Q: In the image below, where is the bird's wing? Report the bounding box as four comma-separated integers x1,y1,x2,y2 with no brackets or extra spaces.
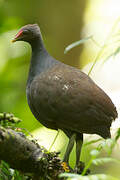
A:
29,64,117,134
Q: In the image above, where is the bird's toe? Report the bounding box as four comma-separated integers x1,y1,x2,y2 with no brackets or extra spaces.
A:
74,161,90,175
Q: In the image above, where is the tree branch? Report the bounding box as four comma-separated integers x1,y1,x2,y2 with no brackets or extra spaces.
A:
0,126,65,180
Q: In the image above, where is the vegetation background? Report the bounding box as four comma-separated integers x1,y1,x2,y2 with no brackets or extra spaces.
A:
0,0,120,179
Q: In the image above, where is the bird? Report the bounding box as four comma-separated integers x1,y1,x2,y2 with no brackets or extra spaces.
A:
12,24,118,170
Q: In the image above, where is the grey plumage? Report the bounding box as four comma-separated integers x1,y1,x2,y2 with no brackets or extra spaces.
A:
13,24,118,169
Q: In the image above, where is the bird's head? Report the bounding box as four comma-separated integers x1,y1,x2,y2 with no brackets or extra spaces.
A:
12,24,41,43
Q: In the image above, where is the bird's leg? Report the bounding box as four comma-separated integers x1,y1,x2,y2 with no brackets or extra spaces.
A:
75,133,83,168
75,134,90,174
63,133,76,164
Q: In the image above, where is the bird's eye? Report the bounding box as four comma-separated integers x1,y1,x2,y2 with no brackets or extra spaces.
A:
22,30,28,35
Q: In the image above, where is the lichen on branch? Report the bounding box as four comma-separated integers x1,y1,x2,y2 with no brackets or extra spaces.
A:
0,113,66,180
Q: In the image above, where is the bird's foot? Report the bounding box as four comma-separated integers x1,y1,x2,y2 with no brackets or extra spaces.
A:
61,162,73,173
74,161,90,175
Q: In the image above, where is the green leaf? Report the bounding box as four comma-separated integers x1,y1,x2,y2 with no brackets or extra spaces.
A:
59,173,80,178
113,46,120,56
100,139,115,155
84,138,102,147
64,35,92,54
92,157,120,166
103,46,120,63
115,128,120,141
90,149,100,157
59,173,119,180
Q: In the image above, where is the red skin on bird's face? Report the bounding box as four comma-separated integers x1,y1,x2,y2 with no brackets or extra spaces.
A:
15,29,23,39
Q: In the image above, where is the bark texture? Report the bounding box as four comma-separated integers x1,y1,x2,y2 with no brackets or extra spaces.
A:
0,125,65,180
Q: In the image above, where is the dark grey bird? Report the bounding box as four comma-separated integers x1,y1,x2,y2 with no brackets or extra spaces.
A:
12,24,118,169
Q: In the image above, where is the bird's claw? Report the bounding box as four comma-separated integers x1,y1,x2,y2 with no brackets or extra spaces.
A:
74,161,90,175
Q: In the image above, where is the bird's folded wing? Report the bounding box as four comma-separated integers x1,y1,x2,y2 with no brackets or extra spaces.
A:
30,64,117,132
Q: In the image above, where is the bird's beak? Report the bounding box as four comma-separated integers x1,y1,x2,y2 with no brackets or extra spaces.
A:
11,30,23,43
11,38,17,43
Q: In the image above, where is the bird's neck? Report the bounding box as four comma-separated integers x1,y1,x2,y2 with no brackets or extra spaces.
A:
27,37,49,86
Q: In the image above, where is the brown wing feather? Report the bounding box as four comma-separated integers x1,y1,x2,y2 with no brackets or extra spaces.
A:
29,64,117,137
